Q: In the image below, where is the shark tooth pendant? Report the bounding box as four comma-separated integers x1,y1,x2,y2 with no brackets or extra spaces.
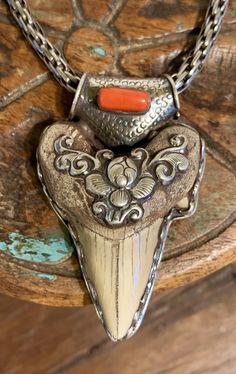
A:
37,75,205,341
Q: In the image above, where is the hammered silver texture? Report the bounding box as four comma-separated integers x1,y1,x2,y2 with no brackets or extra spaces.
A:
70,74,178,146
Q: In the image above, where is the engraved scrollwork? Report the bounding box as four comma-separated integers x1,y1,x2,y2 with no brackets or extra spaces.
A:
54,135,113,176
54,134,189,226
148,134,189,185
93,202,143,226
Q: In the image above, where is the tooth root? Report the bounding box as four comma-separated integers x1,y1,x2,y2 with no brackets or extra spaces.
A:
176,197,190,210
76,218,163,341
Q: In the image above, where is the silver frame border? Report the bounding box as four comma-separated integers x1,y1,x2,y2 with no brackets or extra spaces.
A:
37,123,206,341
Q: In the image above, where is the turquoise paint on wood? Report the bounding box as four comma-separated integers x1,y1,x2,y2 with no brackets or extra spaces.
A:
0,231,73,263
93,46,107,57
20,270,56,281
35,272,56,281
0,242,7,251
176,23,184,31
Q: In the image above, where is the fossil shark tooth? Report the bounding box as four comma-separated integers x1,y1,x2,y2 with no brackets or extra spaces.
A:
37,121,205,341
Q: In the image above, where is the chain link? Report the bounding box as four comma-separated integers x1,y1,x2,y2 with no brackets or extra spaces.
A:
6,0,81,92
174,0,229,92
5,0,229,93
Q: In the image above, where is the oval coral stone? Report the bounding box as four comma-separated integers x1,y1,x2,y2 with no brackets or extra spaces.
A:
98,87,150,113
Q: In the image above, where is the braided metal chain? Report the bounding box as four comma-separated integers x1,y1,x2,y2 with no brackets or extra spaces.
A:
174,0,229,92
5,0,81,92
5,0,229,93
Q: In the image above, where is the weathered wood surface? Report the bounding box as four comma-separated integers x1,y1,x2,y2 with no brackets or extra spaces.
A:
0,0,236,306
0,263,236,373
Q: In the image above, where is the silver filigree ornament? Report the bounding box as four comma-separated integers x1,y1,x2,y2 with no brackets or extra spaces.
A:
54,134,189,226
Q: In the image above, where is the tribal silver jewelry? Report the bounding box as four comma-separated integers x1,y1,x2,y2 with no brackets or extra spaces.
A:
6,0,229,341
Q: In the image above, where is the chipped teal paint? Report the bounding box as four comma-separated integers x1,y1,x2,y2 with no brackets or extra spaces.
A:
20,271,56,281
35,273,56,281
0,231,73,263
176,23,184,31
93,46,107,57
0,242,6,251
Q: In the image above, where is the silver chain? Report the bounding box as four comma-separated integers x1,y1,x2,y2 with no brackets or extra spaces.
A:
174,0,229,92
5,0,229,93
5,0,81,92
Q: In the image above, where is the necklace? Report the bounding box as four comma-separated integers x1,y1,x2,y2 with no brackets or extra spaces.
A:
6,0,229,341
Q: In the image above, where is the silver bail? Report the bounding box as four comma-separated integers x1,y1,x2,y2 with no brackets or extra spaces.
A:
70,74,180,147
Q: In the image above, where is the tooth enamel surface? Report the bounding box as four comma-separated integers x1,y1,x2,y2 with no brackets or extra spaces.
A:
76,218,162,340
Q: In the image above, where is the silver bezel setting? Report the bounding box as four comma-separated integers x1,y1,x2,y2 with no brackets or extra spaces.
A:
37,123,205,341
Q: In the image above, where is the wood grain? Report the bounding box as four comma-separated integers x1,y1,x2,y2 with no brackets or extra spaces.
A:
0,263,236,374
0,218,236,307
65,27,115,73
81,0,112,22
0,22,46,96
183,29,236,161
67,263,236,374
0,0,235,307
114,0,235,40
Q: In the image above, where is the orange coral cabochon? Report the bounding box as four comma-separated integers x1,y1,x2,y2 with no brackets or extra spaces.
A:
98,87,150,113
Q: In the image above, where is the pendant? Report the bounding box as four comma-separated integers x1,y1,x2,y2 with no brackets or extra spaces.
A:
37,75,205,341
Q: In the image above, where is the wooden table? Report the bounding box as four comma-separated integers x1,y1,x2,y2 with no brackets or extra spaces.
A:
1,264,236,373
0,0,236,307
